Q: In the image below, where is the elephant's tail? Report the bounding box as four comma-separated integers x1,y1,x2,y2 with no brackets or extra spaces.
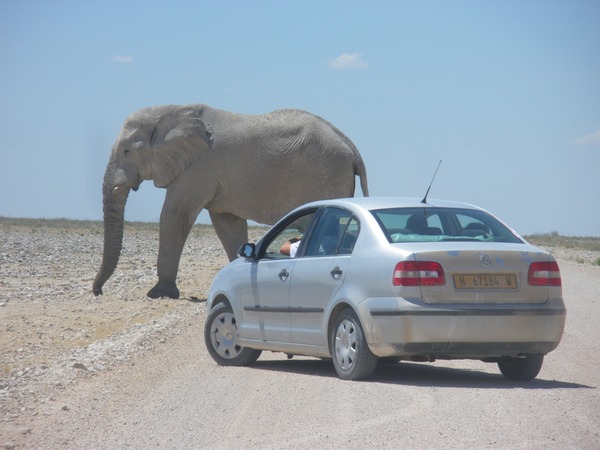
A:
354,157,369,197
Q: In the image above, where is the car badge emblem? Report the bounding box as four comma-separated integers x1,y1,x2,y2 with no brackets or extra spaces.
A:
480,254,492,265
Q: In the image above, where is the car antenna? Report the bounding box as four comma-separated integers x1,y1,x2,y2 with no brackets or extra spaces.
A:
421,159,442,204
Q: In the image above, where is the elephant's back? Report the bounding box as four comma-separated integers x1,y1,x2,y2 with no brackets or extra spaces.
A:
263,109,361,158
198,105,358,153
198,104,368,195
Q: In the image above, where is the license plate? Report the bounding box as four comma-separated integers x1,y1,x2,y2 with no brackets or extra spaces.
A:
453,274,518,290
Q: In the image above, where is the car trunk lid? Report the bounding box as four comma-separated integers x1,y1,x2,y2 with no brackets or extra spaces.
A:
411,245,554,304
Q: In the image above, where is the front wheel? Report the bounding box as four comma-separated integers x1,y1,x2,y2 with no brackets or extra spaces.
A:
330,308,378,380
204,303,261,366
498,354,544,381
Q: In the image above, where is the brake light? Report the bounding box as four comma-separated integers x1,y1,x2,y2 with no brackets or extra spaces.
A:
393,261,445,286
528,261,561,286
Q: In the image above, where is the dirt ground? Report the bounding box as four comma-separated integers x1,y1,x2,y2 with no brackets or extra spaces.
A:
1,219,599,449
0,220,259,439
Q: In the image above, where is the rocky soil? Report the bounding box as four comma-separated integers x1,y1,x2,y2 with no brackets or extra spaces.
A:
1,219,598,449
0,219,264,446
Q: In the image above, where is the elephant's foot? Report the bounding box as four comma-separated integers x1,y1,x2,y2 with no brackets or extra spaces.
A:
147,282,180,299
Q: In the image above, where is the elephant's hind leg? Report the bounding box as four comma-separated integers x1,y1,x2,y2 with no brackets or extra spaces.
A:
209,211,249,261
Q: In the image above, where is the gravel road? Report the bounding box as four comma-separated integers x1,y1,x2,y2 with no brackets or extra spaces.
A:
1,219,599,449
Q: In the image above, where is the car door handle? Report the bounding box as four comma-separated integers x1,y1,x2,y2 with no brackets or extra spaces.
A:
279,269,290,281
330,267,343,280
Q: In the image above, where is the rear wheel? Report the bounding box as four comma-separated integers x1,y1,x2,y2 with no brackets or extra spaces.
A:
330,308,378,380
498,354,544,381
204,303,261,366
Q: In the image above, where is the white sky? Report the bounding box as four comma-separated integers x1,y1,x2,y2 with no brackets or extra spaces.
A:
1,1,599,236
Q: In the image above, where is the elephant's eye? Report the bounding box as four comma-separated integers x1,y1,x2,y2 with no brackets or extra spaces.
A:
123,149,130,156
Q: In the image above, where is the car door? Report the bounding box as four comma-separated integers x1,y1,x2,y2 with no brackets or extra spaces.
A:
239,258,296,342
238,209,318,343
289,208,359,346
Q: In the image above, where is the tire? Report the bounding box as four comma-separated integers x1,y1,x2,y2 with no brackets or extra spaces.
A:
330,308,378,380
204,303,261,366
498,354,544,381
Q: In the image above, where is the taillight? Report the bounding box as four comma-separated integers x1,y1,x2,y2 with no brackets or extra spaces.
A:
393,261,445,286
528,261,561,286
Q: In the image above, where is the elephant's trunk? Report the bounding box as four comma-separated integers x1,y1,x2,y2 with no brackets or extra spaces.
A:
92,182,130,296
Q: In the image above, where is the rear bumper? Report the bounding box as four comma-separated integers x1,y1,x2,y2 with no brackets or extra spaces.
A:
357,297,566,358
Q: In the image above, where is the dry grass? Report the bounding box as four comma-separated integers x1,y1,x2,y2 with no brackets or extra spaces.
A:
525,233,600,251
525,234,600,266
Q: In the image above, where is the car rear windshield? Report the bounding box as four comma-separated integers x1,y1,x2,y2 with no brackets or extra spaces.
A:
371,207,524,244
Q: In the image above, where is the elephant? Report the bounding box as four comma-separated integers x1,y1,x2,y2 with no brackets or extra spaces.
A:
92,103,369,299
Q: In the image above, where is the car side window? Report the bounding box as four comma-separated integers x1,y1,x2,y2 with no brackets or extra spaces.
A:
338,217,360,255
261,210,318,259
304,208,357,257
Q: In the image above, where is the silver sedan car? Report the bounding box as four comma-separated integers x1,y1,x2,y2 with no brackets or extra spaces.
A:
204,197,566,381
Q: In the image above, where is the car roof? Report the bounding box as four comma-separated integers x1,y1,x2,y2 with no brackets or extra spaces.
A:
295,197,484,213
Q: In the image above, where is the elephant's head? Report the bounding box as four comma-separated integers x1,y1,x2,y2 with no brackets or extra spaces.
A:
93,105,212,296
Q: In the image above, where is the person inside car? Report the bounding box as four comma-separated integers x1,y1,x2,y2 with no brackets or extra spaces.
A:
280,236,302,256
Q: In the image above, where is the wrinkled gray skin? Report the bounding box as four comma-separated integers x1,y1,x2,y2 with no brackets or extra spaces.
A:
93,104,369,299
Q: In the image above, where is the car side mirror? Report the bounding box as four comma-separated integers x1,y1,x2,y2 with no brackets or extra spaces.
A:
238,243,256,259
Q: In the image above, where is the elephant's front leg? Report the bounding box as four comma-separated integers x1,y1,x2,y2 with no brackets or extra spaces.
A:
147,198,197,299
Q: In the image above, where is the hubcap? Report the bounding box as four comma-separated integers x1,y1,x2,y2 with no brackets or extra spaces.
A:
210,311,242,359
335,319,357,370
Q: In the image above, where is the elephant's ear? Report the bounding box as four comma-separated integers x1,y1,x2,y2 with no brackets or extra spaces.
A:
150,106,212,188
